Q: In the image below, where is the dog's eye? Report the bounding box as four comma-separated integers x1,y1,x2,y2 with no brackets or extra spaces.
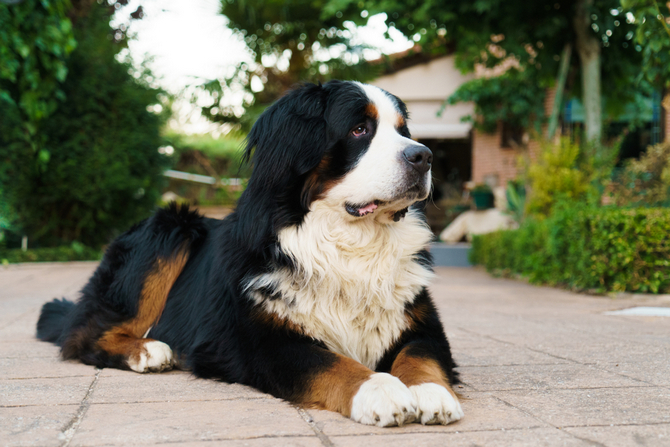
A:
351,125,368,137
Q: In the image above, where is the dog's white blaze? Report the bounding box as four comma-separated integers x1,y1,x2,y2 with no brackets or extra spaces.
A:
246,203,433,369
326,83,430,210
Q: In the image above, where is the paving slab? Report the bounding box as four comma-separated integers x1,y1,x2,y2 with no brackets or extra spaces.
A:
496,387,670,427
459,363,647,392
565,424,670,447
1,263,668,446
0,340,63,359
597,360,670,387
329,428,591,447
150,438,323,447
0,356,97,380
0,376,95,407
305,392,548,437
69,400,314,446
91,369,273,404
453,341,572,367
0,404,80,447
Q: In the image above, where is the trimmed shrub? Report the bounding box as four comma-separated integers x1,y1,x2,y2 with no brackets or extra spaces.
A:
471,206,670,294
0,243,102,264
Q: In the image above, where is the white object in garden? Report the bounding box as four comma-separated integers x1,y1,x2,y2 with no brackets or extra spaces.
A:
440,209,517,243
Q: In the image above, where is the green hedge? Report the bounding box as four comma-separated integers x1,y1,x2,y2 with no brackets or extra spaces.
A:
471,207,670,294
0,244,102,264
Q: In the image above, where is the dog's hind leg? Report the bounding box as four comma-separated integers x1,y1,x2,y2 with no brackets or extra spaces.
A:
95,249,189,373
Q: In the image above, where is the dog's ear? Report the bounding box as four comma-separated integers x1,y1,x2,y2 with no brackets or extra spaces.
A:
243,83,330,188
234,83,332,253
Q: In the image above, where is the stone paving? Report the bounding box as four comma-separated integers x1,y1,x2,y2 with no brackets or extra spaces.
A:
1,262,669,446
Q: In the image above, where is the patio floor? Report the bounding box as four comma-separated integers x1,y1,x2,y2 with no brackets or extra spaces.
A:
1,262,669,446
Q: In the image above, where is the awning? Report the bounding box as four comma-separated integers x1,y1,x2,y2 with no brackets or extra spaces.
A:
408,123,472,139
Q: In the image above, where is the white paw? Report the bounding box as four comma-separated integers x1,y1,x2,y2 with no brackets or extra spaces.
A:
128,341,174,373
350,373,417,427
410,382,463,425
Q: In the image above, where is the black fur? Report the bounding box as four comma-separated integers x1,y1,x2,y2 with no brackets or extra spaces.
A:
36,80,459,411
36,298,75,342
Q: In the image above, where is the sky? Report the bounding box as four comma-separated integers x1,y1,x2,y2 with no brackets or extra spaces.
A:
113,0,412,134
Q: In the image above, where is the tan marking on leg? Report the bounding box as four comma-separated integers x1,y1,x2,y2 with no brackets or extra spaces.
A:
300,355,373,417
404,300,431,330
97,248,189,364
251,307,305,334
391,348,458,400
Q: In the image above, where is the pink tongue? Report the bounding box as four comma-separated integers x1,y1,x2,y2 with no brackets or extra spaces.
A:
358,202,378,215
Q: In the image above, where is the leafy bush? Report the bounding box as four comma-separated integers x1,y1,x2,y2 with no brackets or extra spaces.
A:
471,206,670,294
0,3,167,248
609,141,670,207
0,242,102,264
446,69,546,133
0,0,76,157
525,138,595,218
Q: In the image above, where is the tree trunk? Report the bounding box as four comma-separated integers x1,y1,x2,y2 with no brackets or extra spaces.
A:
574,0,602,143
547,43,572,141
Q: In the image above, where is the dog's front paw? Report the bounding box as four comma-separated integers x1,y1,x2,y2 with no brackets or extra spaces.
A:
410,382,463,425
128,340,174,373
350,373,417,427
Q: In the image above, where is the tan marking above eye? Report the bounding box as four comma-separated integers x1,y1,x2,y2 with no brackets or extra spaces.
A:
396,114,406,129
365,103,379,120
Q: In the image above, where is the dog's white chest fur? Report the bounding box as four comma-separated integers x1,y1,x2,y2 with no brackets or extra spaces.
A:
246,204,433,369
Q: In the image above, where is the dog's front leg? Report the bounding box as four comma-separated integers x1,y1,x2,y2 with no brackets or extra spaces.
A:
303,351,417,427
242,336,417,427
390,342,463,425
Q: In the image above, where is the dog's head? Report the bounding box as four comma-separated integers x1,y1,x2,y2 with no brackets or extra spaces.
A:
237,80,432,247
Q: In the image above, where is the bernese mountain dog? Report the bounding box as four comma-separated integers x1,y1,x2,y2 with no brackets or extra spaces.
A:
36,80,463,427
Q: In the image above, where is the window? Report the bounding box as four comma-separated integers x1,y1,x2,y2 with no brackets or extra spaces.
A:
501,122,524,148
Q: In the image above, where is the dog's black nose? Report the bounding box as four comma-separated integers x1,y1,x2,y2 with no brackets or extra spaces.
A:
402,145,433,174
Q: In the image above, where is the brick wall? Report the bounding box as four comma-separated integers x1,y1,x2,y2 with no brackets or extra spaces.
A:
471,87,556,186
472,124,524,185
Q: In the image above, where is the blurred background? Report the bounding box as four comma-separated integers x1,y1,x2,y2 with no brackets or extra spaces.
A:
1,0,669,293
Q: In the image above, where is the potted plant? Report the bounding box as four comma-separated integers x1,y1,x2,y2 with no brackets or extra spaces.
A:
471,184,495,210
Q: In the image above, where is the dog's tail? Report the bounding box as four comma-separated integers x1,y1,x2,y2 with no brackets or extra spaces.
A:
36,298,76,345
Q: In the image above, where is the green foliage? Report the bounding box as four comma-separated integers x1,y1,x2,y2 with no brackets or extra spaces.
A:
524,137,617,218
0,0,76,159
621,0,670,89
1,2,167,248
505,180,527,224
470,218,552,283
471,206,670,293
201,0,381,130
610,141,670,206
446,69,546,132
526,138,595,218
0,186,16,249
165,131,245,160
331,0,643,137
0,243,102,264
162,132,249,207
